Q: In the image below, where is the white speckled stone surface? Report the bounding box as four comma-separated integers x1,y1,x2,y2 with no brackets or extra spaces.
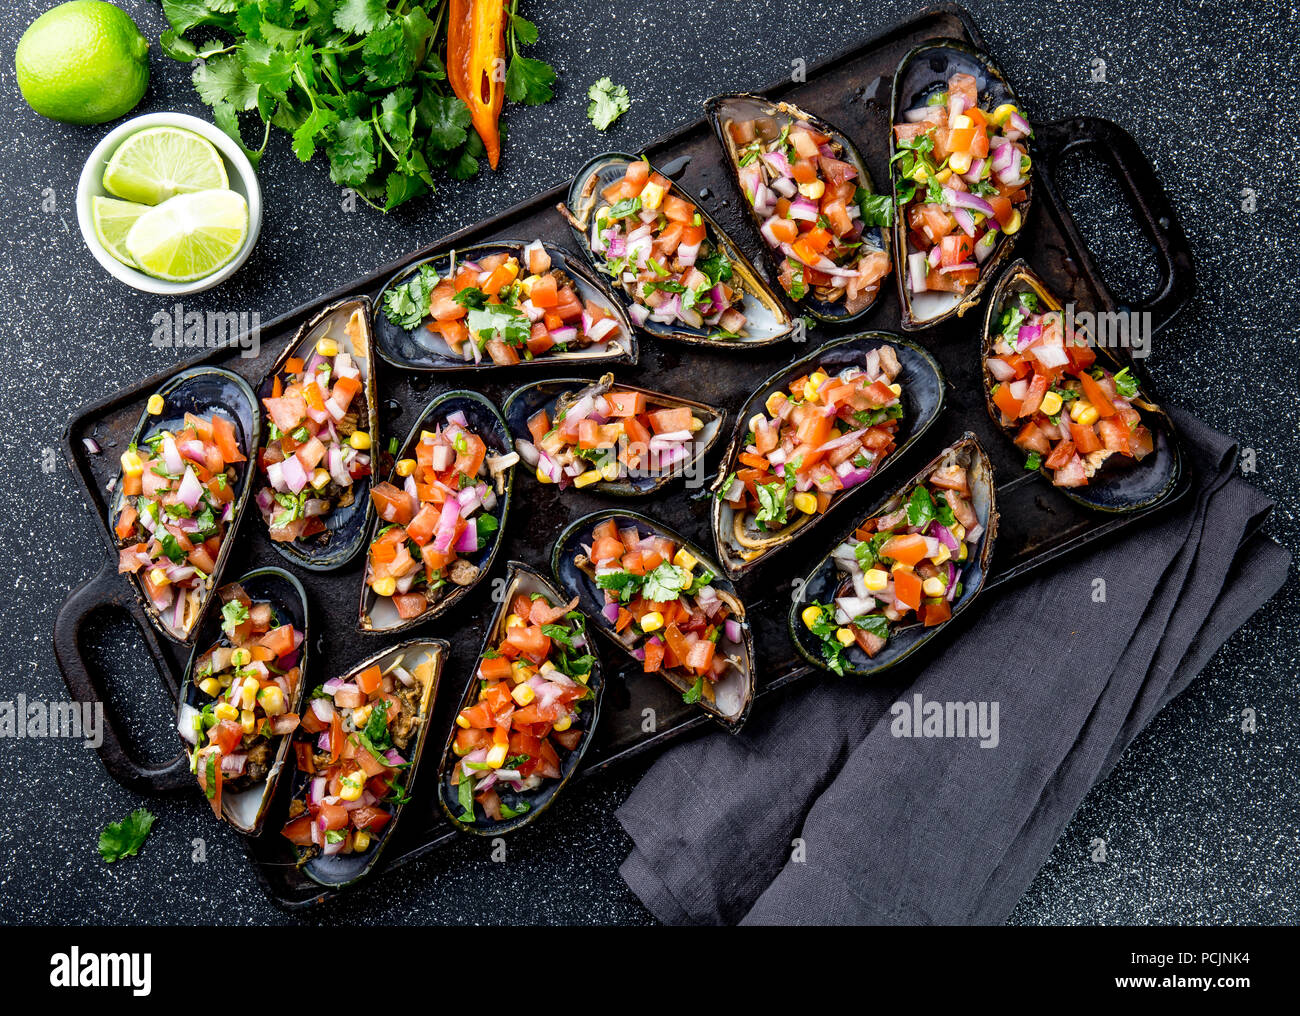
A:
0,0,1294,925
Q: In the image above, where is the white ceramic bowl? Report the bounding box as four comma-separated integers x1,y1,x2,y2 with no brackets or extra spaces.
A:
76,112,262,295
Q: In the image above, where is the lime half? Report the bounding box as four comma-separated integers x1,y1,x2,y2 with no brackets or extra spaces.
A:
103,126,228,206
124,189,249,283
91,195,149,267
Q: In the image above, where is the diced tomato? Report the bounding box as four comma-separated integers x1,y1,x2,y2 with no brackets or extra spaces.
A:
1044,440,1076,470
393,593,427,619
1069,421,1104,454
892,568,922,611
992,383,1022,419
370,482,414,525
1079,373,1117,418
210,414,245,464
1097,416,1133,456
881,534,928,567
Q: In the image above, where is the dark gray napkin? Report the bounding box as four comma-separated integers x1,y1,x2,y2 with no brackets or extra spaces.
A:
617,408,1291,925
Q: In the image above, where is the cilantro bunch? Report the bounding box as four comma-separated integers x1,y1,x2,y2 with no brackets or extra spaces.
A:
158,0,556,211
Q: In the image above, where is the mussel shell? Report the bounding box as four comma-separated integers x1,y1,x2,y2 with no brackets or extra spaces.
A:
177,567,309,835
563,151,794,348
502,375,726,496
256,298,380,570
981,260,1183,512
890,41,1031,330
436,562,605,835
710,333,946,578
552,509,755,730
112,366,259,644
357,390,514,633
372,240,637,371
705,93,889,324
789,433,999,677
292,639,448,888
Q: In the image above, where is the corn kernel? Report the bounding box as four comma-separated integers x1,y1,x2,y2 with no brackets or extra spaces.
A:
672,548,698,573
257,686,286,716
240,709,256,734
535,465,553,484
352,830,371,852
352,703,373,729
338,770,365,802
1078,404,1099,426
574,469,602,488
764,391,787,416
640,611,664,633
230,647,251,666
948,151,972,174
639,181,665,211
863,568,889,592
505,613,526,629
951,523,966,542
349,430,371,451
1039,391,1063,417
932,544,951,566
922,576,947,598
1019,154,1032,172
511,683,535,706
553,715,573,732
951,114,973,130
395,458,416,477
146,393,164,416
599,460,620,481
215,702,238,722
539,660,557,675
510,660,532,684
595,205,611,223
120,450,143,476
149,567,169,587
1003,208,1023,235
934,166,953,184
420,430,437,443
793,492,818,515
835,627,855,647
455,711,471,729
748,414,767,434
689,415,704,433
198,677,221,697
240,677,258,709
797,179,825,200
992,103,1019,126
958,542,969,562
485,743,509,769
311,467,331,491
888,383,902,396
371,576,396,598
315,337,339,358
801,605,822,630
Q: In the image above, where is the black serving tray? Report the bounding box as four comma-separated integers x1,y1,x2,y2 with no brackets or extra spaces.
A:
54,2,1194,908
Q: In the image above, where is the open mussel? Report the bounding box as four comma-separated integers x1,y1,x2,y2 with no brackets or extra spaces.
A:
437,562,604,835
553,510,755,730
559,152,793,348
373,239,637,371
504,373,726,496
705,93,891,324
110,366,259,644
255,298,380,570
358,390,515,634
789,433,998,677
711,333,945,578
177,568,308,835
982,260,1182,512
891,41,1032,330
280,639,447,888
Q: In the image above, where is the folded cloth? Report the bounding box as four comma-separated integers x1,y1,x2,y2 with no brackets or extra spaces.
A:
618,408,1290,925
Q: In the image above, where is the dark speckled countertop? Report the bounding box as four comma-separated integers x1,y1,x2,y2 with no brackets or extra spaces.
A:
0,0,1294,925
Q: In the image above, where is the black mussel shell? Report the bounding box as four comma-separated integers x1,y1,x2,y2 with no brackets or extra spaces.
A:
289,639,447,888
981,260,1183,512
552,509,755,730
177,567,309,835
560,151,793,348
502,374,726,496
436,562,605,835
372,240,637,371
705,93,890,324
358,390,514,634
111,366,259,644
789,433,998,677
711,333,945,578
891,41,1032,330
256,298,380,571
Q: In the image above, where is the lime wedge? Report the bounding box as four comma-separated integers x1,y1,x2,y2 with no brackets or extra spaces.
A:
102,126,229,206
91,195,150,268
125,190,249,283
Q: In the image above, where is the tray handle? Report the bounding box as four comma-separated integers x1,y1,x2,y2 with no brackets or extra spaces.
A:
53,553,191,792
1034,116,1195,335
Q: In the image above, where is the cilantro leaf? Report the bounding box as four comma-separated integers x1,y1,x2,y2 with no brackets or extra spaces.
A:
506,56,555,105
334,0,390,35
587,77,631,131
98,808,155,863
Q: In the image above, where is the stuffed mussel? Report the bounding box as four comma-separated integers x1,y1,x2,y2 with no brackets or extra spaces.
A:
177,569,308,835
706,93,892,323
437,562,604,835
111,367,258,643
505,373,725,496
560,152,793,347
281,639,446,888
891,41,1032,329
359,391,515,633
983,261,1182,511
791,434,997,677
256,298,379,570
375,239,637,371
711,334,944,578
553,511,755,730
